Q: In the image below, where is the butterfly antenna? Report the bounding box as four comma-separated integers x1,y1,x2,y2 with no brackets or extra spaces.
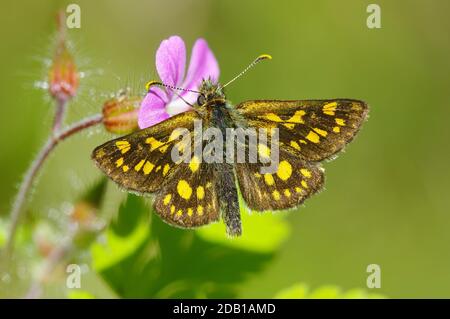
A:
220,54,272,90
145,80,199,107
145,80,201,95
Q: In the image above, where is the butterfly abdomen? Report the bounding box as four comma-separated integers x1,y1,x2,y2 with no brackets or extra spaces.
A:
211,103,242,236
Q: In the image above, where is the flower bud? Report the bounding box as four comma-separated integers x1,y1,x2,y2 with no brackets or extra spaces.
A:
48,12,79,102
48,43,79,101
102,91,141,134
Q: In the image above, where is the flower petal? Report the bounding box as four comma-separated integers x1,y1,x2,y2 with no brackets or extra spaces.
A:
156,36,186,88
165,97,192,116
182,38,220,91
138,87,169,129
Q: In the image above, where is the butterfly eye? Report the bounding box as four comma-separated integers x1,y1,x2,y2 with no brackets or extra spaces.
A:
197,94,206,105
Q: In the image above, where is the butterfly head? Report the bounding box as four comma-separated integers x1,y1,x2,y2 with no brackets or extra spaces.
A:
196,78,226,107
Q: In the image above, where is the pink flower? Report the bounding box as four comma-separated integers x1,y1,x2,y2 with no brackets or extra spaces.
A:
138,36,220,129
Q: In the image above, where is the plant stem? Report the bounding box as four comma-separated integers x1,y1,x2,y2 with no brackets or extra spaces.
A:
5,114,103,254
25,234,73,299
52,98,68,133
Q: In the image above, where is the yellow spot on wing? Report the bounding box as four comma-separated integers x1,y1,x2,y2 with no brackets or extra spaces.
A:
197,205,204,216
145,137,164,151
295,187,302,193
283,123,295,129
134,159,145,171
301,180,308,188
189,156,201,172
264,174,275,186
156,165,161,172
258,143,271,158
163,164,170,176
264,113,283,122
351,102,362,111
306,131,320,143
177,180,192,200
323,102,337,116
197,186,205,200
96,149,106,158
170,205,175,214
284,189,291,197
122,165,129,172
115,157,124,167
300,168,312,178
335,118,346,126
143,161,155,175
254,173,262,178
272,190,281,200
277,160,292,181
290,141,301,150
187,208,193,217
159,145,169,153
313,128,328,137
287,110,306,123
176,209,183,216
333,126,340,133
163,194,171,205
115,141,131,154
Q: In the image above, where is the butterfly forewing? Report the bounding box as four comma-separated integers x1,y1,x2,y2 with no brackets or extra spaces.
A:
92,110,221,228
237,99,368,161
91,111,199,193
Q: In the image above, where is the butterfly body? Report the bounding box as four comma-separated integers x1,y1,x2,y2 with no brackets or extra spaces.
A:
92,79,368,236
209,98,243,236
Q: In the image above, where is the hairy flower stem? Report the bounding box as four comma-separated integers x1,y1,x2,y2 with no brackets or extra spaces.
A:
52,98,68,133
5,114,104,254
25,234,73,299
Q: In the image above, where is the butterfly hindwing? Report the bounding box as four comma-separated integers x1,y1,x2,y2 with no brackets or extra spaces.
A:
154,160,220,228
236,99,368,161
235,145,325,211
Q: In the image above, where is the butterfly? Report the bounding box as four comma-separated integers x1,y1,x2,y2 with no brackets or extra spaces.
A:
91,55,368,236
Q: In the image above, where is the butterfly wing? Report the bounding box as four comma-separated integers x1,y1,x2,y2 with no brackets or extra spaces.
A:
91,110,199,194
235,143,325,211
153,160,220,228
92,110,221,228
236,99,368,161
235,99,367,211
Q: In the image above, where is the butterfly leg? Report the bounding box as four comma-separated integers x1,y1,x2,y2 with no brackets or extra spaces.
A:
215,163,242,236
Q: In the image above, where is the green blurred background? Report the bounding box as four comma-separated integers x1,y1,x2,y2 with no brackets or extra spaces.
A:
1,0,450,298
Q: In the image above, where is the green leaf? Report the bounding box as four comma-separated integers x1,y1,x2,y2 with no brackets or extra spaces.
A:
90,195,149,272
79,178,108,208
92,195,279,298
67,290,96,299
197,193,290,253
196,210,290,253
274,283,387,299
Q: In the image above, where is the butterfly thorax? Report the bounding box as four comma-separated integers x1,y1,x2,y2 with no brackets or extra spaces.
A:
196,80,248,131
